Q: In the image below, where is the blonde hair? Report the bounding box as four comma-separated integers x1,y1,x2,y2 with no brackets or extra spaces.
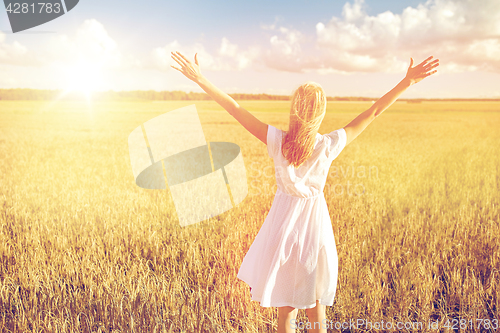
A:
281,81,327,168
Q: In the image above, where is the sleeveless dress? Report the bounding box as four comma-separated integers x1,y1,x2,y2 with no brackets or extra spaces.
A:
237,124,347,309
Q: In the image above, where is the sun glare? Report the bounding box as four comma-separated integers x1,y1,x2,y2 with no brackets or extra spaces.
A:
63,60,105,101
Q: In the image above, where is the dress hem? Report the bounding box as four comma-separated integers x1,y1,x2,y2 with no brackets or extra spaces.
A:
250,294,333,309
238,275,334,309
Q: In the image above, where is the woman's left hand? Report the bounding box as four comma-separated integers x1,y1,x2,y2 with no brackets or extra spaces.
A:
171,51,203,83
404,56,439,86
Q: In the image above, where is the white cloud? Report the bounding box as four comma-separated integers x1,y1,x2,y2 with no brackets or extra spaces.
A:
343,0,364,22
0,40,28,61
0,19,140,71
4,1,497,79
257,0,500,74
44,19,131,69
270,27,303,56
0,32,38,66
0,19,144,91
219,38,239,58
218,38,260,70
151,40,220,71
150,38,260,72
262,25,312,72
314,0,500,73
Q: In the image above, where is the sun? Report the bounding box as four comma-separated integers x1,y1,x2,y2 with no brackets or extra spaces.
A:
62,59,105,101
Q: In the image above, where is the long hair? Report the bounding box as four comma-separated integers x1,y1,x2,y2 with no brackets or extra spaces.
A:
281,82,327,168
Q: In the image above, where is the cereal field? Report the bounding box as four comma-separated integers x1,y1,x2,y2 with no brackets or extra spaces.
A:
0,100,499,332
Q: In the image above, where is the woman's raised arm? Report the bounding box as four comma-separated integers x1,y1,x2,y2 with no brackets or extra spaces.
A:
171,51,268,145
343,56,439,146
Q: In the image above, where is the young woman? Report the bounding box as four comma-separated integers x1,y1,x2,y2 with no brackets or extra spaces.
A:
171,51,439,333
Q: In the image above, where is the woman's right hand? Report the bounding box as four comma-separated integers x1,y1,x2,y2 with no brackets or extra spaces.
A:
171,51,204,83
404,56,439,86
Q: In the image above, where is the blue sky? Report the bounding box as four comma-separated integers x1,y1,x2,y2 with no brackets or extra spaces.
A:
0,0,499,98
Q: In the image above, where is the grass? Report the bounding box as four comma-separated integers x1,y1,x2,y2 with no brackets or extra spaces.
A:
0,100,499,332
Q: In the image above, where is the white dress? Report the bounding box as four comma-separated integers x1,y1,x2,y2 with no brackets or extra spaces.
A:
237,124,347,309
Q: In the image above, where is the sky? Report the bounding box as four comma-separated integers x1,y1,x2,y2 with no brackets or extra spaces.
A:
0,0,499,98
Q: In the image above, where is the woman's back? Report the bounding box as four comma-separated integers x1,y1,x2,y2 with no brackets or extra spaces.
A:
236,124,347,309
267,125,347,198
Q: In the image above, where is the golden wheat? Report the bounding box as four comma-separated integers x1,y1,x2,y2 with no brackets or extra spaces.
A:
0,100,498,332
